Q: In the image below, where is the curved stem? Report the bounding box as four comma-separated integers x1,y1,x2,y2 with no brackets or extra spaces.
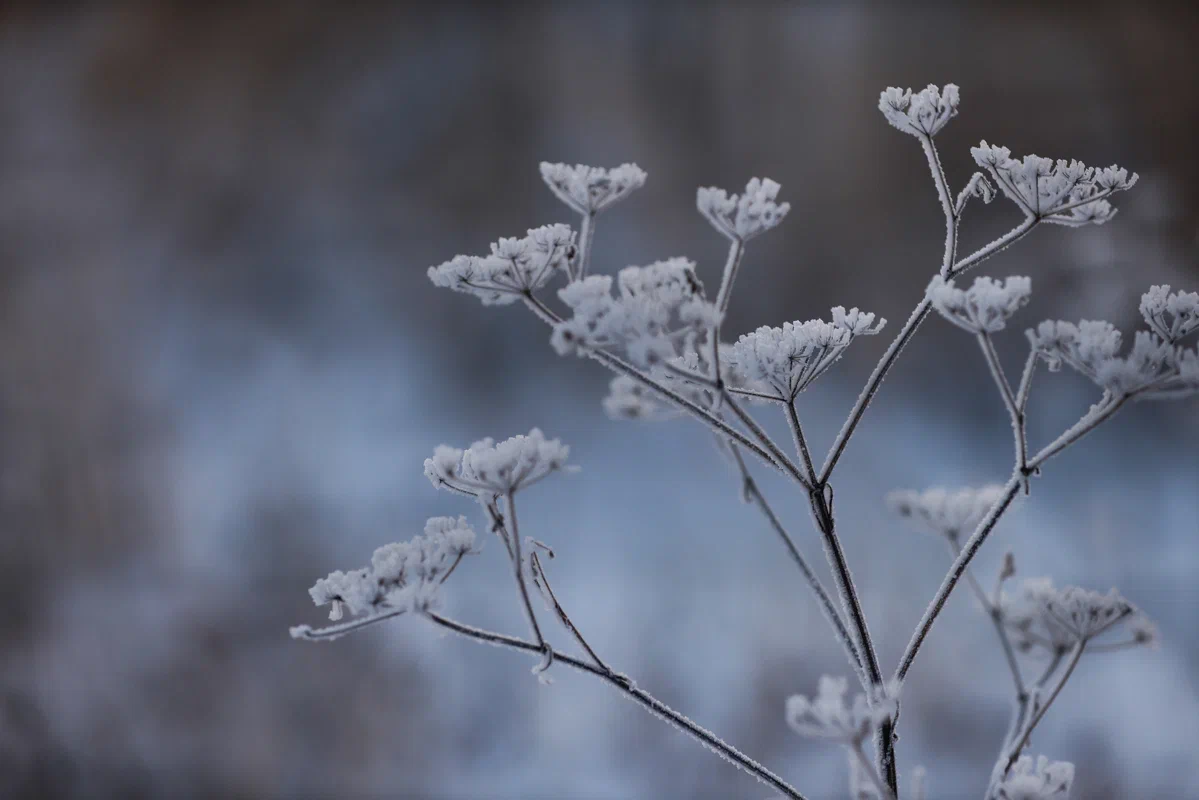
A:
1002,640,1086,774
424,612,809,800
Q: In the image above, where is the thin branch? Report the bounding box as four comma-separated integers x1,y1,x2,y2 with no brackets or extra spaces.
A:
1026,393,1126,471
784,402,817,481
424,612,809,800
920,135,957,275
978,333,1029,483
944,537,1025,698
719,387,811,491
575,210,597,280
290,608,408,642
896,475,1022,682
851,740,898,800
505,492,552,673
529,550,614,674
1003,640,1086,773
726,444,866,686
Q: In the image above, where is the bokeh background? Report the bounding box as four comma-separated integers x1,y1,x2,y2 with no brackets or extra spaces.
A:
1,3,1197,798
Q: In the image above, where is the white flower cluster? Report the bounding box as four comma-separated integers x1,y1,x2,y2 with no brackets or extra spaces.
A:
1001,577,1150,651
696,178,791,242
602,375,669,420
878,83,960,138
1140,284,1199,343
971,142,1137,224
302,516,476,623
927,275,1032,334
887,485,1008,542
550,258,721,367
427,224,577,305
424,428,572,496
1027,319,1199,399
726,308,885,401
539,162,647,215
785,676,897,744
994,755,1075,800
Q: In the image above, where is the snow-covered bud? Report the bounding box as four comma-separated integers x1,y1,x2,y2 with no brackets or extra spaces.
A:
927,275,1032,334
727,308,884,401
878,83,960,137
696,177,791,242
886,485,1007,542
970,141,1137,224
539,162,647,215
423,429,572,495
995,755,1074,800
1140,284,1199,343
428,224,576,305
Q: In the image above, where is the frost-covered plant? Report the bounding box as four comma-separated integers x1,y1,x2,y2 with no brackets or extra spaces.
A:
293,82,1187,800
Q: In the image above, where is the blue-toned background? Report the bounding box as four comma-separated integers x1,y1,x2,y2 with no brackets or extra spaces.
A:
1,4,1196,798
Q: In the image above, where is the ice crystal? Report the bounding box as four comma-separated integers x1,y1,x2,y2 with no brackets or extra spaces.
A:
423,429,572,495
299,516,476,624
539,162,647,215
696,177,791,242
971,142,1137,224
1027,320,1197,398
550,258,720,367
927,275,1032,334
995,755,1074,799
886,485,1008,542
1140,284,1199,343
726,308,885,401
427,224,576,305
878,83,960,137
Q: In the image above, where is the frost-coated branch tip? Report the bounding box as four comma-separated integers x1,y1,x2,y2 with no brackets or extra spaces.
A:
423,429,573,496
971,141,1137,225
928,275,1032,334
878,83,960,138
540,162,647,215
697,178,791,242
428,224,576,305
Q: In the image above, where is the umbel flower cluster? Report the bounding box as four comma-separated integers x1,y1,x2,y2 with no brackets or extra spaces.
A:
293,82,1192,800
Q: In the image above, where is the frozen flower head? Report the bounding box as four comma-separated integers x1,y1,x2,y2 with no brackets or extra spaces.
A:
540,162,647,215
1027,320,1194,398
1001,577,1148,651
995,755,1075,800
424,429,572,496
428,224,576,305
878,83,960,137
927,275,1032,334
1140,284,1199,343
970,141,1137,224
785,676,897,744
602,375,670,420
296,516,477,628
726,308,885,401
887,485,1007,542
550,258,720,368
696,177,791,242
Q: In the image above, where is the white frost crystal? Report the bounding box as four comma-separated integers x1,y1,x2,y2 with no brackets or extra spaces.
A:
1140,284,1199,343
726,309,885,401
887,485,1008,541
971,141,1137,224
995,755,1075,799
927,275,1031,334
696,177,791,241
423,428,572,495
878,83,960,137
299,516,476,625
550,258,720,367
428,224,576,305
539,162,647,215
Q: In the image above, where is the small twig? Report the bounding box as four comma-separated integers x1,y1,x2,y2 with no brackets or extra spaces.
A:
290,608,408,642
423,612,809,800
505,492,553,674
1002,640,1086,773
529,550,615,675
850,740,898,800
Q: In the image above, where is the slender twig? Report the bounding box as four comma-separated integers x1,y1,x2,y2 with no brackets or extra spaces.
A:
920,135,957,275
850,740,898,800
719,388,810,491
710,239,746,382
290,608,409,642
944,537,1025,697
575,210,596,280
726,444,866,686
1026,393,1126,471
784,402,817,481
529,550,614,675
424,612,809,800
505,492,552,673
1002,640,1086,773
978,333,1029,482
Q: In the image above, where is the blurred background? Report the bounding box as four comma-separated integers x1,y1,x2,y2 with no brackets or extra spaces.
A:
1,3,1197,798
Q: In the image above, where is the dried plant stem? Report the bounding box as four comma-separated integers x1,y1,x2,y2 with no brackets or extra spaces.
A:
424,612,809,800
504,492,552,672
1002,640,1086,773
